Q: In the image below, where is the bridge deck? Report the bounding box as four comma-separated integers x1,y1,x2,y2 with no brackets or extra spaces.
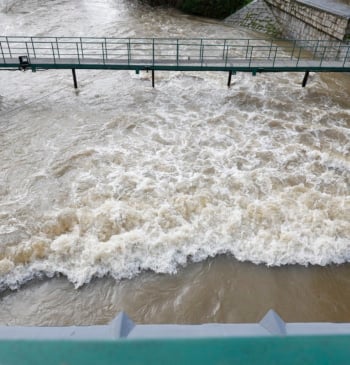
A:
1,37,349,72
1,57,349,72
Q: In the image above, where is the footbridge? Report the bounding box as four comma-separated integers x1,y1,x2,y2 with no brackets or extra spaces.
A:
1,36,349,88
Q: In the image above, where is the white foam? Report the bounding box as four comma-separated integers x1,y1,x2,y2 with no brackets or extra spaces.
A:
0,0,349,291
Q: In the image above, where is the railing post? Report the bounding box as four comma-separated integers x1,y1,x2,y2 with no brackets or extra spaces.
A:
25,42,30,59
222,39,227,59
343,46,350,67
176,39,179,66
80,37,84,59
152,39,155,88
6,37,12,58
200,39,203,66
104,38,108,61
128,39,131,65
76,42,80,64
320,45,327,67
0,42,5,63
245,39,250,59
290,40,296,60
225,44,229,67
225,44,234,67
102,42,105,65
314,40,319,60
56,37,60,59
296,46,302,66
268,40,273,59
273,46,278,67
31,37,36,59
336,41,342,61
248,46,253,68
51,42,56,64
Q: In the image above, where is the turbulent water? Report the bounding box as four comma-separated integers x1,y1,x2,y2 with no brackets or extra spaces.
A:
0,0,349,324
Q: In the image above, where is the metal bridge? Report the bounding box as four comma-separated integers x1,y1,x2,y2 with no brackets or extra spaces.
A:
1,36,350,87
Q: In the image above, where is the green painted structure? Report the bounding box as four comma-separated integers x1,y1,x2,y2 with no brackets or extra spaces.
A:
1,36,349,74
1,336,350,365
1,311,350,364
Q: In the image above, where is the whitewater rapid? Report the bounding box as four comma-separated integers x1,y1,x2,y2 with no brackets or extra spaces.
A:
0,0,349,291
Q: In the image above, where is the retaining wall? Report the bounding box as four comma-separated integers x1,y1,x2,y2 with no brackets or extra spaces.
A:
266,0,350,41
225,0,284,36
226,0,350,42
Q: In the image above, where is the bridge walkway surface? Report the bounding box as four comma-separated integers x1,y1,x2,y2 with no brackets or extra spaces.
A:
1,36,350,87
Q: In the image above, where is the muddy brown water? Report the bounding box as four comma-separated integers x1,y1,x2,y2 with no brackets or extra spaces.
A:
0,0,349,325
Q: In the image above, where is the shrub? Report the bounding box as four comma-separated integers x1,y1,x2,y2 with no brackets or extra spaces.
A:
180,0,250,19
142,0,252,19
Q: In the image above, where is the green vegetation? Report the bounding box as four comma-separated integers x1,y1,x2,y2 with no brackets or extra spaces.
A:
143,0,252,19
181,0,251,19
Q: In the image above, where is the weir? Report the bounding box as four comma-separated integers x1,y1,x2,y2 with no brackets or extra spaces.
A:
1,36,350,88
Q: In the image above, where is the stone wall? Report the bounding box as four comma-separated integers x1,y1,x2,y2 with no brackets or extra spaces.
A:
265,0,350,41
225,0,350,43
225,0,284,36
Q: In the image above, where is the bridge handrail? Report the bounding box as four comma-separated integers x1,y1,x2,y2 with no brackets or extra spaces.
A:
1,36,349,68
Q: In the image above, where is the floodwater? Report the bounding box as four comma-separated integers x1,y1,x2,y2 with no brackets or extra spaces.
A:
0,0,349,325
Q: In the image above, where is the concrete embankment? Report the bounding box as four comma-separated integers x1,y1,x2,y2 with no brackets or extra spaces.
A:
225,0,350,41
224,0,283,36
143,0,350,42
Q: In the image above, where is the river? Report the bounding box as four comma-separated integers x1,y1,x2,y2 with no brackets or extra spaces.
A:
0,0,349,325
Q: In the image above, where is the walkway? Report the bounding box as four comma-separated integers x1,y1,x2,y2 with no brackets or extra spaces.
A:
1,36,349,71
1,36,349,88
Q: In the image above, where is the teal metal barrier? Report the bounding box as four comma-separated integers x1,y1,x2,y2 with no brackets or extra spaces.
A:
1,36,349,72
1,336,350,365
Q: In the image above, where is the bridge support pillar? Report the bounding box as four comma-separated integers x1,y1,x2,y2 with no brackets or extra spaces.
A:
72,68,78,89
302,71,310,88
227,71,232,88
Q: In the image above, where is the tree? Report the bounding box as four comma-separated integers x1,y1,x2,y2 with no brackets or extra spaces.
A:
180,0,250,19
142,0,251,19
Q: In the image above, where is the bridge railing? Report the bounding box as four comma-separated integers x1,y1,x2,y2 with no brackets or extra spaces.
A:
0,36,349,68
